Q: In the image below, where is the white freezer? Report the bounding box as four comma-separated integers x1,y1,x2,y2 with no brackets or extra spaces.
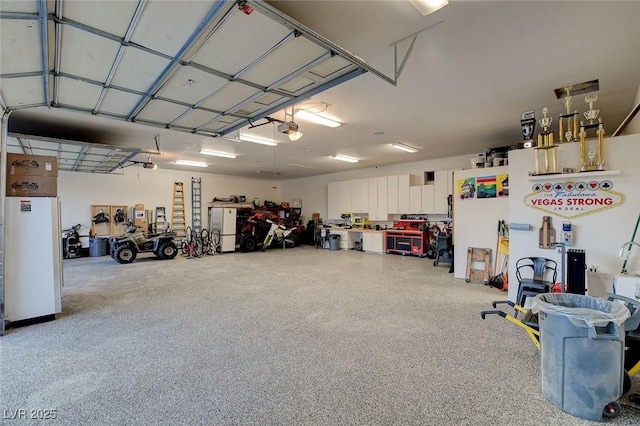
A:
5,197,63,322
209,207,237,252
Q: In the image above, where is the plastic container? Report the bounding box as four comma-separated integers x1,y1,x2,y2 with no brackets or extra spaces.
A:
533,293,630,421
89,237,108,257
328,234,341,251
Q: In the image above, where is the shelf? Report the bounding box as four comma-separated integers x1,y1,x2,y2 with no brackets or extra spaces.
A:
528,170,620,181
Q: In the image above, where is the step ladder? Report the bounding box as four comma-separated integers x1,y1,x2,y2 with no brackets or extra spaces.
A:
191,177,202,231
155,207,166,233
171,182,186,240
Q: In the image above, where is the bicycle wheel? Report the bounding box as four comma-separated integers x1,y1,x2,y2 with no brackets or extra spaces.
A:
191,229,203,257
186,226,193,244
201,229,213,255
211,228,221,252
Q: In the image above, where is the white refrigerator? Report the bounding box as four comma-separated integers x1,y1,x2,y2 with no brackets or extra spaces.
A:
5,197,63,323
209,207,237,252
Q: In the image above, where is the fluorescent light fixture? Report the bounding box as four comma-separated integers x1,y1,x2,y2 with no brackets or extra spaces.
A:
239,134,278,146
391,143,419,153
200,149,236,159
331,155,359,163
175,160,208,167
409,0,448,16
288,163,314,169
295,110,342,128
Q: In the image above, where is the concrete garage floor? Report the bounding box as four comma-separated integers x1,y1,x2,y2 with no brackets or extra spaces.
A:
2,246,640,425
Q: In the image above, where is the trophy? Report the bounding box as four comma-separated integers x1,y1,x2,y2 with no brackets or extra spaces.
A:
579,94,605,171
558,87,579,143
521,110,536,148
532,107,559,175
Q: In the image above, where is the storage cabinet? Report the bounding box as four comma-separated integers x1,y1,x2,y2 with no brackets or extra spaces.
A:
362,232,384,254
368,178,378,219
384,229,428,257
376,176,388,221
339,180,352,215
387,174,410,214
351,178,368,213
434,170,452,215
328,181,340,219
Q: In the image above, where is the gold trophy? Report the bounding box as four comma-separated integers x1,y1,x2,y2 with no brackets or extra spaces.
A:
532,107,559,175
579,94,605,172
558,87,579,143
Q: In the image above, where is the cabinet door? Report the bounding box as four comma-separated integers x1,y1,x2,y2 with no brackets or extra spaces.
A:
409,186,422,213
328,182,340,219
368,178,378,220
353,179,368,213
371,233,384,253
398,174,410,213
387,175,398,214
377,176,388,221
422,185,435,213
339,180,352,214
434,170,451,214
362,233,372,252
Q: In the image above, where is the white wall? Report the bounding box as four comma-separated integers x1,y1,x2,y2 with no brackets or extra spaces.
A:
58,168,282,232
280,154,472,223
623,84,640,135
452,166,510,280
507,133,640,303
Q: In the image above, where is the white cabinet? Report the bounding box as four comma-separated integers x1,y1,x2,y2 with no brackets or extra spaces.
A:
339,180,352,214
422,184,435,213
376,176,388,221
434,170,452,214
409,186,422,213
409,185,435,214
352,178,368,213
368,178,378,219
362,232,384,254
328,181,340,219
387,174,410,214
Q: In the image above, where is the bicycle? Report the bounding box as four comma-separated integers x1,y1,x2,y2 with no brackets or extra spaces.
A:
181,226,203,258
200,228,213,255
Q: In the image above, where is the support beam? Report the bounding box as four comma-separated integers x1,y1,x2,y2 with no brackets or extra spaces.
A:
0,111,12,336
38,0,50,107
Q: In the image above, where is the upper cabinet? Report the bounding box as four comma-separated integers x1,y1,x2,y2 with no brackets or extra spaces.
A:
434,170,452,215
328,181,341,219
387,174,410,214
376,176,388,221
351,178,369,213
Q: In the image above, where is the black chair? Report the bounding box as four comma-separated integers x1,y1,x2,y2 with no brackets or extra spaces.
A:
516,257,558,306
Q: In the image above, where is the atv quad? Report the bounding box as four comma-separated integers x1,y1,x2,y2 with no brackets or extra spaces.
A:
110,225,178,264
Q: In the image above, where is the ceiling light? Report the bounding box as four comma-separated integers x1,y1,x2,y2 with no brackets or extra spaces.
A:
200,149,236,159
409,0,448,16
294,110,342,128
391,143,419,153
331,155,359,163
239,134,278,146
175,160,207,167
288,164,314,169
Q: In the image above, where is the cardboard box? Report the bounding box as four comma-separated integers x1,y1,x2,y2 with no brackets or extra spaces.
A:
7,154,58,177
6,175,57,197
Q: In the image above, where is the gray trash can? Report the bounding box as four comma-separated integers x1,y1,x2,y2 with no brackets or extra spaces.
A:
89,237,108,257
328,234,341,250
533,293,630,421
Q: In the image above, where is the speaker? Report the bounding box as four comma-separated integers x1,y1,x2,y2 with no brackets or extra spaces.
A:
566,249,586,295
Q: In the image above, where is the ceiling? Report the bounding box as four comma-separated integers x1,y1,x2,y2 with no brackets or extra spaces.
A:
1,1,639,179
